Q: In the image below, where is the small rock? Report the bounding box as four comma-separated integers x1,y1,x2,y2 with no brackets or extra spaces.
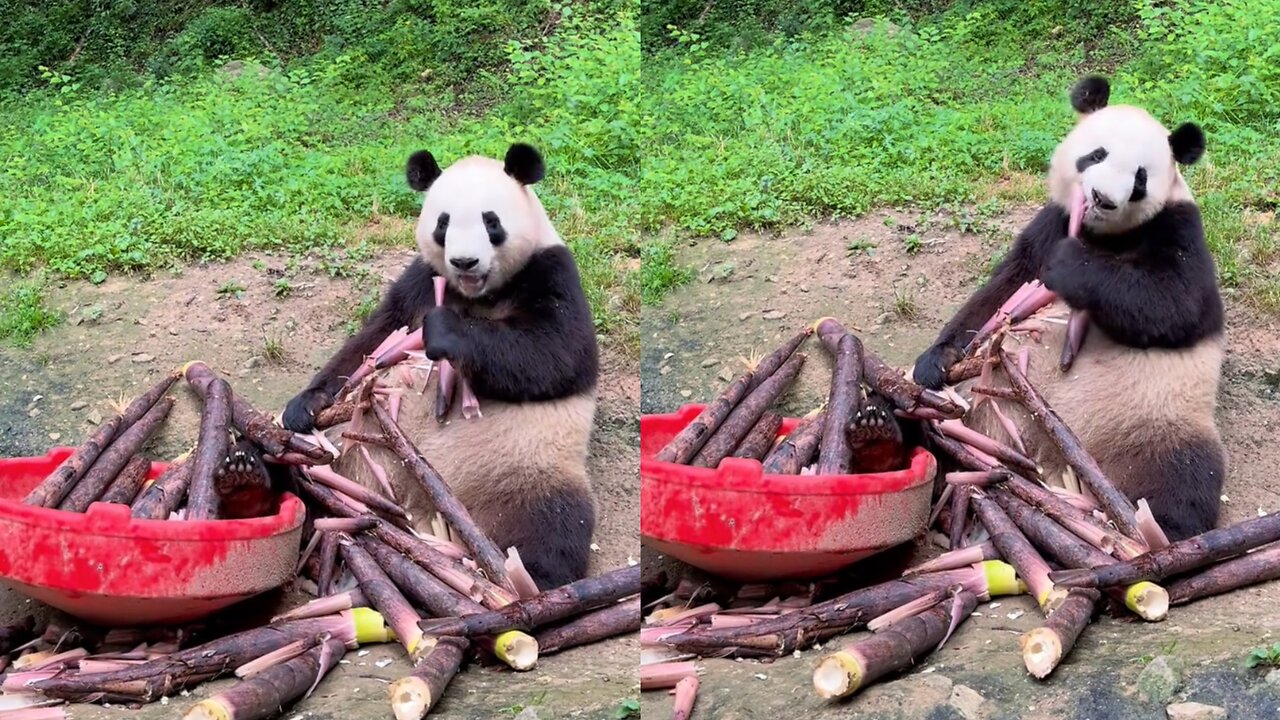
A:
680,390,692,398
107,354,124,365
950,684,984,720
1166,702,1227,720
513,709,540,720
87,411,103,425
1137,655,1184,703
69,401,87,411
1266,668,1280,686
738,312,755,321
701,358,719,368
718,369,734,382
169,328,180,336
132,354,154,364
660,366,672,375
48,433,60,441
244,356,265,369
799,284,810,293
27,408,40,418
762,310,787,320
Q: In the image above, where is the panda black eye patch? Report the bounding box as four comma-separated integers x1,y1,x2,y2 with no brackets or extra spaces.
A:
432,213,449,247
1075,147,1109,173
482,211,507,246
1130,166,1148,202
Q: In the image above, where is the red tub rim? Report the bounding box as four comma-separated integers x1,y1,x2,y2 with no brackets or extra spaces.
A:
0,447,305,541
641,404,936,496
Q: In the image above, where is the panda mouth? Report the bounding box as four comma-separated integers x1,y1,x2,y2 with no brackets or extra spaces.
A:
455,272,487,294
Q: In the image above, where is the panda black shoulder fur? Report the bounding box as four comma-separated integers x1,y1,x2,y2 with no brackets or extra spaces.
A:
283,143,599,589
912,76,1226,541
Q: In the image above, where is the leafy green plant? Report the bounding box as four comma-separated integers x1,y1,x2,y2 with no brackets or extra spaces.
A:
613,697,641,719
1246,642,1280,669
0,280,62,347
216,281,246,299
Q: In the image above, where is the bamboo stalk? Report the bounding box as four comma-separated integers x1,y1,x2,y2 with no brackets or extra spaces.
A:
998,474,1144,559
534,596,641,655
1135,499,1171,550
1051,511,1280,589
184,362,330,463
661,563,1023,657
187,377,233,520
30,611,390,703
130,451,194,519
1059,310,1090,371
936,420,1039,476
992,490,1168,621
1167,541,1280,605
760,408,825,474
690,352,807,468
997,351,1142,541
640,661,698,690
949,483,971,550
388,636,469,720
25,369,180,507
814,318,864,475
419,566,641,639
185,636,347,720
98,455,152,505
1020,587,1100,679
970,493,1067,612
369,400,511,591
317,533,339,597
813,591,978,699
653,374,754,465
370,519,516,610
338,538,427,658
731,411,784,461
863,350,963,418
903,542,999,576
672,675,699,720
945,355,986,385
272,590,369,622
303,465,409,520
58,397,175,513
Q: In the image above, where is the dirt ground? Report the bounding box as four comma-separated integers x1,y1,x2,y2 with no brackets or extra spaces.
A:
640,206,1280,719
0,249,641,719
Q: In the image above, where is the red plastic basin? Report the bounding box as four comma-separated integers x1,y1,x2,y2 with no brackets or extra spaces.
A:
641,405,936,582
0,448,305,627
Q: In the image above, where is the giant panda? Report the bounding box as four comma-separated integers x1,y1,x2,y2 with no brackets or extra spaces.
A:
282,143,599,589
911,76,1226,541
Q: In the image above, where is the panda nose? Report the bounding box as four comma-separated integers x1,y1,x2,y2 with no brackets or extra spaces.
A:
450,257,479,271
1091,189,1118,211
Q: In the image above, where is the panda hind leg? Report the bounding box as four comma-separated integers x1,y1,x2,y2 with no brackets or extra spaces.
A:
1125,436,1225,542
487,484,596,591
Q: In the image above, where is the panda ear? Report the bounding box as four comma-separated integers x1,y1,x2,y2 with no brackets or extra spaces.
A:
1070,75,1110,114
503,143,545,185
1169,123,1206,165
406,150,441,192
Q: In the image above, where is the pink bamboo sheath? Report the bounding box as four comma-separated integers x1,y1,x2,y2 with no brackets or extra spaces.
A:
904,541,999,576
639,661,698,690
303,466,407,520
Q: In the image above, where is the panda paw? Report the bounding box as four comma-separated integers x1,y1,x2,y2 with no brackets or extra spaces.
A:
912,342,960,390
216,440,277,519
282,388,333,433
1043,236,1088,296
847,400,906,474
424,306,465,362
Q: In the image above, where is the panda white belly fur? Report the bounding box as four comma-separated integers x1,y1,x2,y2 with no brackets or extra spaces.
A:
323,368,596,581
957,301,1225,510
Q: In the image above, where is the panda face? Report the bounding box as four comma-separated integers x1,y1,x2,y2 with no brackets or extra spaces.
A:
1049,77,1205,235
406,144,550,298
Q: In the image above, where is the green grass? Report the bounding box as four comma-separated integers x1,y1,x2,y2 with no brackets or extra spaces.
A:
0,280,62,347
640,0,1280,308
0,4,640,338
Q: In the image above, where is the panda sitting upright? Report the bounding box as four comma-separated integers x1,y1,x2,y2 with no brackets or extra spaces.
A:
283,143,599,589
912,75,1226,541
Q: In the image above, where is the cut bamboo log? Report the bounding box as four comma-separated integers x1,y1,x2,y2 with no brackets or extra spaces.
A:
419,566,641,639
1051,511,1280,589
25,369,180,507
338,538,427,659
131,453,194,519
731,411,784,461
998,474,1145,560
760,408,826,474
98,455,152,506
184,362,329,463
970,493,1067,612
992,490,1168,621
813,591,978,699
1020,587,1100,679
1167,541,1280,605
653,373,753,465
187,377,233,520
814,318,864,475
58,397,175,513
534,596,641,655
183,636,346,720
690,352,807,468
388,636,469,720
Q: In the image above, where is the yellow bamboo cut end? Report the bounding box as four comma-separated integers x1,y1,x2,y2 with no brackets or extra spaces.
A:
980,560,1023,597
1124,582,1169,622
349,607,393,644
813,650,864,699
492,631,539,671
183,699,233,720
